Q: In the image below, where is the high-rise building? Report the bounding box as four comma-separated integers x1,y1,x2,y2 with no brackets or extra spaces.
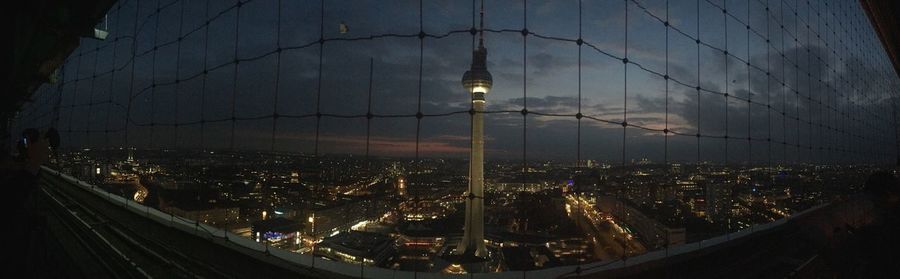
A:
457,1,492,259
706,183,733,223
396,176,407,196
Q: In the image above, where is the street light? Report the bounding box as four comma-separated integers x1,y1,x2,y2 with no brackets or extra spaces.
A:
308,213,316,267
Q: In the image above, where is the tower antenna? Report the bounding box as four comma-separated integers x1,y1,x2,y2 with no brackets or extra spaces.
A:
479,0,485,47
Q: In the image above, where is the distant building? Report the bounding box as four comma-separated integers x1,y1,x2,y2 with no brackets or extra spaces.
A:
706,183,734,223
595,196,686,249
399,198,455,221
395,220,453,271
546,237,593,264
487,180,558,193
487,231,592,266
304,195,392,237
670,163,682,174
316,231,395,267
250,217,304,249
500,246,561,271
290,171,300,184
396,176,407,196
164,204,241,227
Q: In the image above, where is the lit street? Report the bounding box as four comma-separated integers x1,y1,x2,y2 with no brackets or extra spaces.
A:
566,195,646,260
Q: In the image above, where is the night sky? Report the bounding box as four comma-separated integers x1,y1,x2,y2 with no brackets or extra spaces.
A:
16,0,900,164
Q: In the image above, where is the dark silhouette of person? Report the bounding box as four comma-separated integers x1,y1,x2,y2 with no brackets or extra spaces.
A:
814,170,900,277
1,129,52,276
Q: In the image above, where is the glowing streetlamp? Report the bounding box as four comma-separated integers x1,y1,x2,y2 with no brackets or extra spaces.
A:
308,213,316,254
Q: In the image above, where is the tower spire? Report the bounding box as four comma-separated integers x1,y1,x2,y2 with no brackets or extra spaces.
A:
478,0,485,48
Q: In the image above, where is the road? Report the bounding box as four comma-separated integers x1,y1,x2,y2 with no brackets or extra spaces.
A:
565,195,647,261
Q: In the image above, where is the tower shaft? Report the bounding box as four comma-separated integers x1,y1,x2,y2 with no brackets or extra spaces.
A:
460,98,486,257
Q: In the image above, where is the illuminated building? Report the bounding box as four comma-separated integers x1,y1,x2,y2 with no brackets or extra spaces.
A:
488,180,559,193
595,196,685,250
290,171,300,184
162,205,240,227
396,176,406,196
302,195,392,238
399,199,455,221
251,217,304,250
395,221,449,271
706,183,734,223
316,231,395,267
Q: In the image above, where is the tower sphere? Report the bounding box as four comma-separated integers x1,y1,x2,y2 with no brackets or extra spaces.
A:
462,66,492,94
462,43,492,94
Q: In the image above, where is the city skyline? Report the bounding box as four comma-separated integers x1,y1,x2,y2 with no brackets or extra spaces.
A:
47,146,882,273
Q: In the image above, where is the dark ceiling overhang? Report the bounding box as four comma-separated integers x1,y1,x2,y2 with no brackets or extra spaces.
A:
860,0,900,78
6,0,117,128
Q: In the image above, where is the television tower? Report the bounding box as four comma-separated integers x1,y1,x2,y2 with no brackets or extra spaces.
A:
458,0,492,258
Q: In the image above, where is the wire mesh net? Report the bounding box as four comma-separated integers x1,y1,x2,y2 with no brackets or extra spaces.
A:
8,0,900,275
